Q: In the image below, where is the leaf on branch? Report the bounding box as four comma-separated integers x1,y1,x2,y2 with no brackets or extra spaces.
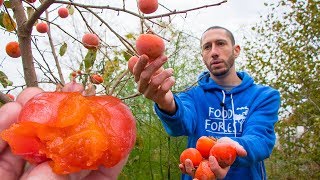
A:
2,13,16,32
3,1,12,8
59,42,68,56
122,50,131,61
84,49,97,71
104,59,120,78
0,12,4,28
0,71,12,88
125,33,135,39
67,5,75,15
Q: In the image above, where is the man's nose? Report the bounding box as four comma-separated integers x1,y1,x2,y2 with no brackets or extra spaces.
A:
210,45,219,59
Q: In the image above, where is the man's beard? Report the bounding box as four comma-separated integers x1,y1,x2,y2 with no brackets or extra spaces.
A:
208,55,235,77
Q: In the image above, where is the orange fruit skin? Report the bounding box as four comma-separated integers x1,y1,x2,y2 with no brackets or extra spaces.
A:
128,56,139,73
6,41,21,58
138,0,158,14
58,7,69,18
195,160,216,180
196,136,217,159
1,92,136,174
136,33,165,61
209,143,237,168
90,74,104,84
82,33,99,49
180,148,203,167
36,22,49,33
87,95,137,167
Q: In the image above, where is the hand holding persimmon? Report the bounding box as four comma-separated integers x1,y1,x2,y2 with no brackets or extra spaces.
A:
1,91,136,174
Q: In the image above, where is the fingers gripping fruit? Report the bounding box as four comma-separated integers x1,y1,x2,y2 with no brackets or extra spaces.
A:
180,148,203,167
195,160,216,180
209,143,237,168
128,56,139,74
135,32,165,61
1,92,136,174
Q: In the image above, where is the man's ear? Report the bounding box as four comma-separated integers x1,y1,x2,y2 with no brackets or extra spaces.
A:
234,45,241,58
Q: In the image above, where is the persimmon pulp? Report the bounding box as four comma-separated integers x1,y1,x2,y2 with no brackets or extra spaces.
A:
1,92,136,174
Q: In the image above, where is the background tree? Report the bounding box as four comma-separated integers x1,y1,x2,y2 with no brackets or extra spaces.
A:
242,0,319,179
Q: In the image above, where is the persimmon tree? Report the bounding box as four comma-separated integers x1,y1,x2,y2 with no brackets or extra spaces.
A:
243,0,319,178
0,0,227,104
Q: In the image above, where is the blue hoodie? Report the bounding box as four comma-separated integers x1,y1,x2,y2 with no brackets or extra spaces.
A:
154,71,280,180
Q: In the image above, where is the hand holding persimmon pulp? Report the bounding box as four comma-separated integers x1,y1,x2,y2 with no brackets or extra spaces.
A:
1,91,136,174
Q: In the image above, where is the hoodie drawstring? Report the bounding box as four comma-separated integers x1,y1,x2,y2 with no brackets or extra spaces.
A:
231,93,237,137
221,90,226,133
221,91,237,137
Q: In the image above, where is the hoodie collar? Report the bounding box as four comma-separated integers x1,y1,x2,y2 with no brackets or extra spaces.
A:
198,71,254,93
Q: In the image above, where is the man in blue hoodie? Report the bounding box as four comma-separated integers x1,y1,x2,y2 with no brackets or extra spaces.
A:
132,26,281,180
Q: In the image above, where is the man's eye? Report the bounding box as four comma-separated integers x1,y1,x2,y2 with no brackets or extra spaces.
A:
217,42,225,46
203,45,210,50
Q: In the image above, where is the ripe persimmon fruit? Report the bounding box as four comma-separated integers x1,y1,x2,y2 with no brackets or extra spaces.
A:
180,148,203,167
36,22,49,33
1,92,136,174
90,74,103,84
138,0,158,14
194,160,216,180
6,41,21,58
196,136,217,159
82,33,99,49
209,142,237,168
135,33,165,61
58,7,69,18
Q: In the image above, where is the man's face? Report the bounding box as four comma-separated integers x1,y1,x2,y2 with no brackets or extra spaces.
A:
201,29,240,77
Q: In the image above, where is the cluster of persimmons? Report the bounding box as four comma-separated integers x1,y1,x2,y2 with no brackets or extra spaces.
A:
180,136,237,180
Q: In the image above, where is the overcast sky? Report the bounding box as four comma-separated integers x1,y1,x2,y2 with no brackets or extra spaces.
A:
0,0,279,95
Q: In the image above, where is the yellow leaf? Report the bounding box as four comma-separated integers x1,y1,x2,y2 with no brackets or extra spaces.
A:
2,13,16,32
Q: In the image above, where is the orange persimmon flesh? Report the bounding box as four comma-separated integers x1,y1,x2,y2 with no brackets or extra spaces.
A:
1,92,136,174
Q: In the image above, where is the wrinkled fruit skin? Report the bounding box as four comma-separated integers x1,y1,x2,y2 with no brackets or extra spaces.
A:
209,143,236,168
36,22,49,33
180,148,203,167
196,136,217,159
195,160,216,180
1,92,136,174
138,0,158,14
136,33,165,61
82,33,99,49
6,41,21,58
